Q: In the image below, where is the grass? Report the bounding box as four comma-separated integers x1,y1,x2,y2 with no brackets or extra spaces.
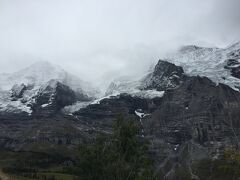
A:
8,175,35,180
38,172,78,180
4,172,78,180
0,149,79,180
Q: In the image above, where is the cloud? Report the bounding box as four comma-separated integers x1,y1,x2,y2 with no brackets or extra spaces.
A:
0,0,239,85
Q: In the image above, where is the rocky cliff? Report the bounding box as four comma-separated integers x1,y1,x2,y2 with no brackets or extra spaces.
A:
0,49,240,179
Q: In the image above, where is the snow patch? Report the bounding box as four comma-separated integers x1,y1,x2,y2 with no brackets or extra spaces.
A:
0,61,99,98
135,109,150,119
64,101,94,113
90,93,120,105
41,103,49,108
64,93,121,113
131,90,164,99
174,144,179,151
134,109,151,137
0,91,32,114
64,89,164,113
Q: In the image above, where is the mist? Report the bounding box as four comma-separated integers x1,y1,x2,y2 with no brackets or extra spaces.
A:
0,0,240,85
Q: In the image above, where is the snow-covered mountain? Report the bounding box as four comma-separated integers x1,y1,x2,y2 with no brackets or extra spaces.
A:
1,44,240,178
104,65,159,96
105,41,240,96
166,41,240,91
1,41,240,115
0,61,98,95
0,61,99,114
105,76,142,96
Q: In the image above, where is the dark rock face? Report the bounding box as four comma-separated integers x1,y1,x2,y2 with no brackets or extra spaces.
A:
11,83,27,100
142,60,185,91
0,80,92,150
54,82,78,108
144,76,240,145
74,94,150,131
73,60,240,178
1,59,240,179
0,114,88,150
139,61,240,178
231,67,240,79
224,59,240,79
32,81,78,116
74,68,240,148
226,59,239,67
227,47,240,59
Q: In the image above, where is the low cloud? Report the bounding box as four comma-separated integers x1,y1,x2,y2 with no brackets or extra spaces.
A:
0,0,239,84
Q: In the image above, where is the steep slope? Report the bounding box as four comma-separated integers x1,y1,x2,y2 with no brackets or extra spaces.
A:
141,60,185,91
1,44,240,178
106,60,185,94
0,61,98,115
167,41,240,90
73,59,240,178
0,61,98,96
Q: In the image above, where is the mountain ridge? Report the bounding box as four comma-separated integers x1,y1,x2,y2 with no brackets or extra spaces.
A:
0,61,99,115
0,52,240,179
166,41,240,90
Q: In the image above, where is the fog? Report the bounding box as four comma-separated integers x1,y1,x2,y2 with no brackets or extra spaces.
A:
0,0,240,84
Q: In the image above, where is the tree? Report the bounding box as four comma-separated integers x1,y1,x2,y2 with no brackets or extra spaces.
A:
219,148,240,179
73,115,155,180
194,148,240,180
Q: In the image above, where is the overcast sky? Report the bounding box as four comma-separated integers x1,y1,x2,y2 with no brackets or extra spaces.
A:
0,0,240,83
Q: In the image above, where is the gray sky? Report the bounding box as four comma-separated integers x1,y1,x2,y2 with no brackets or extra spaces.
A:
0,0,240,83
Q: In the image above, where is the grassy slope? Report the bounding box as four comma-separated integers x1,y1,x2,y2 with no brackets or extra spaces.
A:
0,148,78,180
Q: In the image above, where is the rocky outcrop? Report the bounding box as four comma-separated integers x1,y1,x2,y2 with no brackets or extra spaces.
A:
74,60,240,177
143,75,240,145
224,59,240,79
74,94,150,131
32,80,88,117
11,83,27,100
0,114,89,151
1,59,240,179
141,60,185,91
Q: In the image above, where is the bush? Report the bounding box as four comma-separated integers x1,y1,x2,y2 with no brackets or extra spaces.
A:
194,148,240,180
68,115,156,180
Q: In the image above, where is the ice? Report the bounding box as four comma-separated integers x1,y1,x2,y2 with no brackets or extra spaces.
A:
64,101,94,113
135,110,145,118
41,104,49,108
166,41,240,91
0,91,32,114
0,61,101,114
0,61,99,97
135,109,150,138
63,93,121,113
131,90,164,99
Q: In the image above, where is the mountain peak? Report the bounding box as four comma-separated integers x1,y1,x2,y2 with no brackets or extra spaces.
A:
0,60,99,98
166,41,240,91
6,61,65,88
